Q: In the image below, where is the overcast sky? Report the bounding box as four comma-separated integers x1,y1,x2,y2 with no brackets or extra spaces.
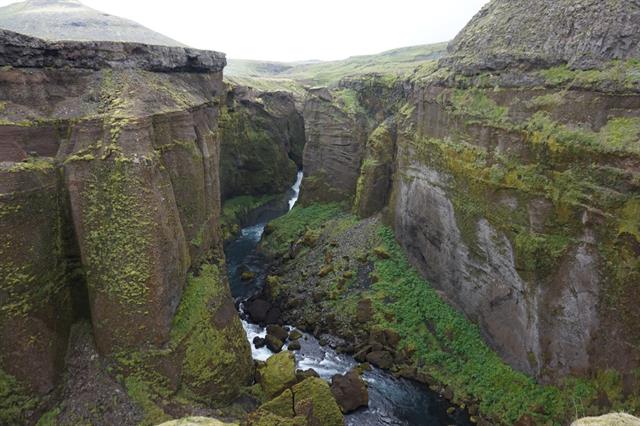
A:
0,0,490,61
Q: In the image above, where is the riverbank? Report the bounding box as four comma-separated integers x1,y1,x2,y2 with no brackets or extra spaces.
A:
250,203,639,425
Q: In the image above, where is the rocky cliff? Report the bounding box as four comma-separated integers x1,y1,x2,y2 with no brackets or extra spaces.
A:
299,0,640,396
0,30,252,423
219,85,304,200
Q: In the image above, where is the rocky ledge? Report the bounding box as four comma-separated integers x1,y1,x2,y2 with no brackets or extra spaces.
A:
0,29,226,72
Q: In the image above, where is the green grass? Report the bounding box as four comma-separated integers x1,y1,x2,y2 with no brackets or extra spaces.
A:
259,203,347,254
226,42,448,88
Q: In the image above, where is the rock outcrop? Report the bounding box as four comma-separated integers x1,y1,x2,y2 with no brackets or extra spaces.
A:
441,0,640,73
0,30,252,423
298,0,640,389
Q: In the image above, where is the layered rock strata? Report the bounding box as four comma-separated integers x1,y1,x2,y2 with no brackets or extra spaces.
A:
0,30,252,422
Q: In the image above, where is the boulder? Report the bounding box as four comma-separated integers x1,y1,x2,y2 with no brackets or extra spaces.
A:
366,351,394,370
265,335,284,353
292,377,344,426
330,369,368,413
355,299,373,323
288,340,301,351
257,351,297,398
266,325,289,342
246,299,271,324
253,336,266,349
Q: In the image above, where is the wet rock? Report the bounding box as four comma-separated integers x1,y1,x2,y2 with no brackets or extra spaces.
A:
288,329,303,341
253,336,266,349
246,299,271,323
330,369,369,414
287,340,301,351
265,334,284,353
263,223,275,235
366,351,394,369
354,345,372,363
266,324,289,342
296,368,320,382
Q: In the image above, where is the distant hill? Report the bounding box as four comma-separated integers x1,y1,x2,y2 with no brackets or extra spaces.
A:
226,42,448,92
0,0,185,47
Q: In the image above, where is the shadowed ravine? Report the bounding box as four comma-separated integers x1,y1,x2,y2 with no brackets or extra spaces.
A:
225,172,472,426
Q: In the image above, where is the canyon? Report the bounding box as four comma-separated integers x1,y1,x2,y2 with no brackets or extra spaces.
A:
1,0,639,425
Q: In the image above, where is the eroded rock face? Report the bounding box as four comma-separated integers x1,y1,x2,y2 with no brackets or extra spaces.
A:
0,30,252,419
442,0,640,73
298,0,640,386
220,85,304,199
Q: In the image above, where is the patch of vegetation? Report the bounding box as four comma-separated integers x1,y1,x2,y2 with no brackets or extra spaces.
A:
124,375,171,425
170,264,252,403
447,88,509,127
540,60,640,90
0,369,38,425
226,42,448,87
260,203,349,254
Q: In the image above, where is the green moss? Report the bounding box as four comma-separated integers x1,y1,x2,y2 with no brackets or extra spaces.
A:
291,377,343,426
599,117,640,154
618,198,640,242
125,375,172,425
259,388,294,418
0,369,38,425
83,161,153,307
514,231,572,275
257,352,297,398
540,60,640,90
447,88,509,127
170,264,252,403
332,89,363,116
7,158,54,173
35,407,61,426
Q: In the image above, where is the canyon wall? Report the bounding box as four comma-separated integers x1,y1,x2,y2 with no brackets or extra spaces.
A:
300,0,640,386
0,30,252,422
219,85,304,200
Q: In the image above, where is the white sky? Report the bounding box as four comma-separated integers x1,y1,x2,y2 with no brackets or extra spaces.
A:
0,0,491,61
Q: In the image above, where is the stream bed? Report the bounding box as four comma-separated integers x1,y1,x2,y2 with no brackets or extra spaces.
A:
224,172,472,426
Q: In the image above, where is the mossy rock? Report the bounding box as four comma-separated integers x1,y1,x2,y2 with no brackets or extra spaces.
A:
372,246,391,259
291,377,344,426
258,351,297,398
245,410,308,426
260,388,295,418
156,417,237,426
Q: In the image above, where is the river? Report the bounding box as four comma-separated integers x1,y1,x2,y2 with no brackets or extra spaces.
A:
224,171,472,426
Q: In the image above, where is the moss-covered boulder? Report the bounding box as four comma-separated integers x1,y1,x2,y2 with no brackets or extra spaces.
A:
257,351,297,398
291,377,344,426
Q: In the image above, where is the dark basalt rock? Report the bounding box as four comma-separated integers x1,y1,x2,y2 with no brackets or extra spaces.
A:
266,324,289,342
330,369,369,414
0,29,225,72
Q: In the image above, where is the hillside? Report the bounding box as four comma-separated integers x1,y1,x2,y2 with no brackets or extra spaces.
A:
225,42,448,93
0,0,185,46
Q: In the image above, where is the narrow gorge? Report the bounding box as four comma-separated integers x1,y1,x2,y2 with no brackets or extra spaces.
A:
1,0,639,425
